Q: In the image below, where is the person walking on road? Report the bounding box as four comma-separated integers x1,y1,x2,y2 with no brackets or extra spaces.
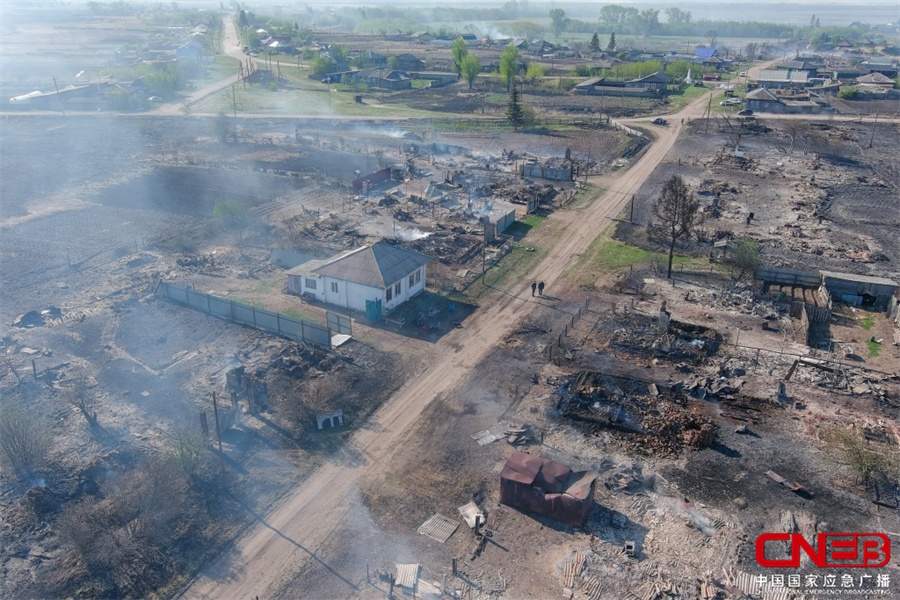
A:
538,281,545,296
531,281,537,296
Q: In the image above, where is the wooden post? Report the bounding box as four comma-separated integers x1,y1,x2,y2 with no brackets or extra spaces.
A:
31,359,37,379
388,575,394,599
630,195,635,222
200,411,209,440
212,392,223,453
452,558,457,576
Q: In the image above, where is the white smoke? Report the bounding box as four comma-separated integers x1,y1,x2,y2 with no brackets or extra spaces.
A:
396,227,431,241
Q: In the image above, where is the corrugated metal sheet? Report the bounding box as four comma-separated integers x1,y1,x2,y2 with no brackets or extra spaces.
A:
395,563,419,589
457,501,484,529
417,514,459,543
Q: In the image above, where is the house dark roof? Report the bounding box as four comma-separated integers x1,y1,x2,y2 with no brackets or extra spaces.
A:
300,242,431,288
354,68,410,81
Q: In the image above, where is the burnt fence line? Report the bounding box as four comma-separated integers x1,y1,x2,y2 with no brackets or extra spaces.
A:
156,280,331,348
547,298,590,366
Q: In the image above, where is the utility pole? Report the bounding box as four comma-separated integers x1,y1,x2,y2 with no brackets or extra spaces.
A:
869,112,877,148
211,391,223,453
705,91,712,134
52,77,65,116
630,195,635,222
232,84,237,117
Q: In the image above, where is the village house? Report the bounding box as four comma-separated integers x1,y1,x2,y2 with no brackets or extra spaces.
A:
755,69,811,89
286,242,431,314
744,87,835,114
573,71,670,97
344,68,412,90
392,53,425,72
175,40,203,62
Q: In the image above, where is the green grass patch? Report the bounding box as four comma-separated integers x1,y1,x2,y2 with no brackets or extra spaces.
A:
254,280,278,294
521,214,547,228
860,315,876,330
663,84,708,112
569,236,711,284
451,243,546,303
867,339,881,358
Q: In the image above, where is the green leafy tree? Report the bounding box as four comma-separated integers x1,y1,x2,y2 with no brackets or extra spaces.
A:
634,9,660,36
837,85,858,99
607,32,617,51
500,45,520,92
451,37,469,77
549,8,569,37
238,9,248,28
589,32,600,53
310,56,337,76
460,54,481,89
599,4,638,26
648,175,703,279
213,199,249,226
506,85,525,131
727,237,763,280
665,7,691,24
243,29,261,50
526,63,545,83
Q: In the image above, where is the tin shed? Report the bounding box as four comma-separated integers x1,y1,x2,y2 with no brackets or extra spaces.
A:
499,451,597,527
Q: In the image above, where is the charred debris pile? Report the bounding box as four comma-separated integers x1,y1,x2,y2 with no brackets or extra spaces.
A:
555,372,718,457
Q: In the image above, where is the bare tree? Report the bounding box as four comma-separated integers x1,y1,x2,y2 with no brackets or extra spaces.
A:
649,175,703,279
63,374,100,430
167,423,210,481
0,402,50,476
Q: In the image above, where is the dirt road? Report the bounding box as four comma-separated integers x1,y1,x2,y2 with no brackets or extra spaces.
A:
154,17,248,116
179,88,716,600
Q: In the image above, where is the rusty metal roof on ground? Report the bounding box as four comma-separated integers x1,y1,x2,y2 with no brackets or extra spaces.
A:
500,451,571,493
417,513,459,543
293,242,430,288
395,563,420,589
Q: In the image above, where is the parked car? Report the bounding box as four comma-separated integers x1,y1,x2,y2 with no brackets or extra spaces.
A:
738,109,753,116
739,71,747,77
720,98,741,106
652,117,668,125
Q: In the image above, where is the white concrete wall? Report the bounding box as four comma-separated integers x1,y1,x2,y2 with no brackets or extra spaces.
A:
288,265,427,312
320,277,381,312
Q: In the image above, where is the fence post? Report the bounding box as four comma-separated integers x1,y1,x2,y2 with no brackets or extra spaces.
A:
276,313,282,336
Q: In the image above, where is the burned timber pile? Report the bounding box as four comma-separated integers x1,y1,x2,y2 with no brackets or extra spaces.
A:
557,372,718,456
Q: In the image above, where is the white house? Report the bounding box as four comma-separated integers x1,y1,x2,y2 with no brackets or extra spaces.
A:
175,40,204,62
286,242,431,313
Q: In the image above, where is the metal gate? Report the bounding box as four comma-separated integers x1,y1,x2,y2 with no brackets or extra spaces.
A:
365,299,383,322
327,311,352,335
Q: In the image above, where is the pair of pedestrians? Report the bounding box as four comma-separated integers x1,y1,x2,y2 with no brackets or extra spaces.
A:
530,281,545,296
